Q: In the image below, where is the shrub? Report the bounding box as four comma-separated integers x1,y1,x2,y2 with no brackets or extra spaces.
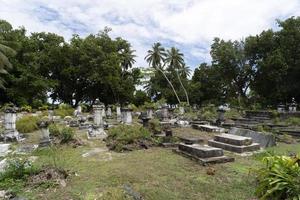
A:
53,104,74,118
60,127,75,144
224,108,242,119
106,125,154,152
16,115,39,133
199,105,217,121
49,124,61,137
38,105,48,111
255,155,300,200
284,117,300,126
148,118,161,134
0,158,38,181
20,105,32,113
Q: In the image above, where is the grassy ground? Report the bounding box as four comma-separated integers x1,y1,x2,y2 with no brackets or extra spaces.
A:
3,127,300,200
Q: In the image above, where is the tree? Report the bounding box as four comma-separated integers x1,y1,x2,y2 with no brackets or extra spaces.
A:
145,43,181,104
165,47,190,105
210,38,254,105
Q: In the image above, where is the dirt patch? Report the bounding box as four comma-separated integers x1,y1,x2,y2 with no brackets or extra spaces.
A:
27,166,68,188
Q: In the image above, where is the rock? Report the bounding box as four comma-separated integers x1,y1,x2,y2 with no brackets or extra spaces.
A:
64,116,73,122
228,127,276,148
0,144,11,157
15,144,38,154
0,159,7,172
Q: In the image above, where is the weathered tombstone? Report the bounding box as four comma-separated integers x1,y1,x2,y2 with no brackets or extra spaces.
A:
48,109,54,122
121,107,133,125
289,98,297,112
38,121,51,147
87,99,107,139
106,105,112,118
216,106,226,125
116,104,122,122
146,106,154,119
179,106,185,115
140,112,151,128
74,105,82,117
102,105,106,119
161,104,169,121
277,103,285,112
2,106,20,142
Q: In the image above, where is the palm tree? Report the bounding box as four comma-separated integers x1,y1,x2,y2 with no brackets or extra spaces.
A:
145,43,181,104
0,41,15,88
120,47,136,71
165,47,190,105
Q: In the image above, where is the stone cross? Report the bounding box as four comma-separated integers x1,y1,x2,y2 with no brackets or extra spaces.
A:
121,107,133,125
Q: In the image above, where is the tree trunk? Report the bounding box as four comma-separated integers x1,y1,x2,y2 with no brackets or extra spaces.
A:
176,70,190,105
157,68,181,104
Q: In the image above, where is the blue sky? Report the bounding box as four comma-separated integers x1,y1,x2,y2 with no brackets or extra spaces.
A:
1,0,300,71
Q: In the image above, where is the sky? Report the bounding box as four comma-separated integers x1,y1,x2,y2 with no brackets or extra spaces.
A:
1,0,300,70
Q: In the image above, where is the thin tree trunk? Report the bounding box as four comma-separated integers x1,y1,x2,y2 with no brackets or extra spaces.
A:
176,70,190,105
157,68,181,104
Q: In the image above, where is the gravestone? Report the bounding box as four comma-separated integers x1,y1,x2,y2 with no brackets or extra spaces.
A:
277,103,285,112
140,112,151,128
87,99,107,139
2,106,20,142
228,127,276,148
208,133,260,153
116,104,122,122
179,106,185,115
106,105,112,118
146,106,154,119
38,121,51,147
216,106,226,125
289,98,297,112
161,104,169,121
121,107,133,125
174,143,234,165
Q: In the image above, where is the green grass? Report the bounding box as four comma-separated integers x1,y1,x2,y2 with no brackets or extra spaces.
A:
2,127,300,200
16,115,39,133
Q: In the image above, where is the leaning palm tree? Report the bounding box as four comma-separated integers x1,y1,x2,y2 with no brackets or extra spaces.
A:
165,47,190,105
0,40,15,88
145,43,181,104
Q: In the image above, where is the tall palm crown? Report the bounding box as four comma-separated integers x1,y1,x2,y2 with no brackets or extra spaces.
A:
164,47,184,70
120,48,136,71
145,43,167,69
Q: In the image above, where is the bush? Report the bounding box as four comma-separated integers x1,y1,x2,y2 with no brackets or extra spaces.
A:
16,115,39,133
60,127,75,144
106,125,155,152
148,118,161,134
0,158,38,181
49,124,61,137
224,108,242,119
49,124,74,144
38,105,48,111
284,117,300,126
20,105,32,113
199,105,217,121
53,104,74,118
255,155,300,200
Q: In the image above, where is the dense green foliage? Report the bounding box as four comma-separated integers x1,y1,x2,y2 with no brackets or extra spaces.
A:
1,16,300,108
16,115,39,133
255,155,300,199
0,20,138,107
48,124,74,144
106,124,155,152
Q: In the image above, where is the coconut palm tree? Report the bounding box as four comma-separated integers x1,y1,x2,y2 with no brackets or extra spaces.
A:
0,40,15,88
165,47,190,105
145,43,181,104
120,47,136,71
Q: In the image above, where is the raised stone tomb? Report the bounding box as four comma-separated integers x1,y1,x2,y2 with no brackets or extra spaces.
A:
174,143,234,165
208,133,260,153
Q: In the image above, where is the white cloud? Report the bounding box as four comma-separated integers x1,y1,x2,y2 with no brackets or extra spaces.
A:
1,0,300,69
